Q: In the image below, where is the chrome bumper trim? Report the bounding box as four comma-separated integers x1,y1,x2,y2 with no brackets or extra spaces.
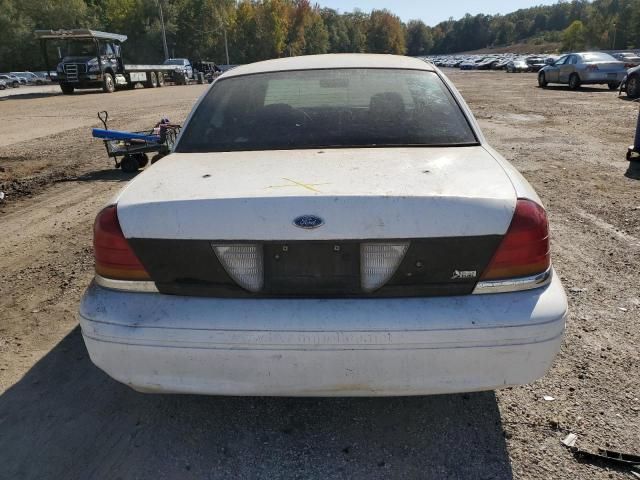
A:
95,275,159,293
95,269,553,296
472,268,552,295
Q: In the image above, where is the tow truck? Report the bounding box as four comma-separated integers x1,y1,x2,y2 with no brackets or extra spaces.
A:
35,29,191,94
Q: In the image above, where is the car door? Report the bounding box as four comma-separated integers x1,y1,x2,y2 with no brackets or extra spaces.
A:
559,55,577,83
546,55,566,82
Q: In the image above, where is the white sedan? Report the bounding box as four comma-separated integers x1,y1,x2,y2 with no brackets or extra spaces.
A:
80,54,567,396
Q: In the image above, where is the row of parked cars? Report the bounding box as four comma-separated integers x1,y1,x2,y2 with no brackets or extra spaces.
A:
429,54,550,72
0,71,54,90
427,50,640,97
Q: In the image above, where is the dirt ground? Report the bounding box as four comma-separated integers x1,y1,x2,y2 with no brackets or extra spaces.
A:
0,73,638,480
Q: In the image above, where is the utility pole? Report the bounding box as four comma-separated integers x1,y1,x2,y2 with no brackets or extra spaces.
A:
223,24,230,65
157,0,169,60
218,6,230,66
612,22,617,49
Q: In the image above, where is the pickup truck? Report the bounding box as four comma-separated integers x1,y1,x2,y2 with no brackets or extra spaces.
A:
35,29,192,94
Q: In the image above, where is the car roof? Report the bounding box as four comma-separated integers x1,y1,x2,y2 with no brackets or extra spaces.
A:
574,51,615,56
222,54,434,78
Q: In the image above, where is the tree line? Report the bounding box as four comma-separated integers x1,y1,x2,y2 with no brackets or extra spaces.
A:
0,0,638,71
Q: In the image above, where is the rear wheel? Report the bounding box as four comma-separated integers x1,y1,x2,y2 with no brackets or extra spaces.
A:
0,84,5,90
102,73,115,93
608,81,620,90
135,153,149,168
60,83,74,95
120,155,140,173
538,72,548,87
156,72,164,87
568,73,581,90
627,75,640,98
146,71,158,88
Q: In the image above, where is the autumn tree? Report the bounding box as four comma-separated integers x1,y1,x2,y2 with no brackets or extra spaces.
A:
366,9,405,54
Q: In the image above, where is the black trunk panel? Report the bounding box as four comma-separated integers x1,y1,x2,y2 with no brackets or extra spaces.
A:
128,236,502,298
264,243,361,295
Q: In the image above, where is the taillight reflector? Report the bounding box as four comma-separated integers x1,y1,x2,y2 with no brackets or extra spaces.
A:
480,199,550,281
93,205,150,281
361,243,409,292
212,244,264,292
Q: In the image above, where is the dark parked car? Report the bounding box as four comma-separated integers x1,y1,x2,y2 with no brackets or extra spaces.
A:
493,59,511,70
622,64,640,98
163,58,193,80
526,57,546,72
477,58,499,70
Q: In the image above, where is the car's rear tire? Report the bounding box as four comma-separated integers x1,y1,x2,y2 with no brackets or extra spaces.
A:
627,75,640,98
60,83,74,95
156,72,164,87
538,72,548,88
102,73,116,93
568,73,581,90
608,82,621,90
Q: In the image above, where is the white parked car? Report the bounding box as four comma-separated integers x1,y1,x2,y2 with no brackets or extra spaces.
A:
80,54,567,396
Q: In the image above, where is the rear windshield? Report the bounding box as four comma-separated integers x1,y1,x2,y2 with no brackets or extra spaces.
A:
581,52,617,62
176,68,477,152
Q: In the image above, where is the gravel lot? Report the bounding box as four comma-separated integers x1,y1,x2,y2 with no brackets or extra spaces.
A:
0,84,60,99
0,72,638,479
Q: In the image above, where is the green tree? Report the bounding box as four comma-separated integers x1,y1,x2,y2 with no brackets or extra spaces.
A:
321,8,350,53
406,20,432,56
253,0,290,59
562,19,586,51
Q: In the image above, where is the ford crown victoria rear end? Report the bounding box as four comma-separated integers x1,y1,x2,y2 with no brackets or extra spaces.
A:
79,54,567,396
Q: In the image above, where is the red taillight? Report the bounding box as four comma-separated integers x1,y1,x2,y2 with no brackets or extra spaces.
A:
480,199,550,281
93,205,150,280
586,64,599,72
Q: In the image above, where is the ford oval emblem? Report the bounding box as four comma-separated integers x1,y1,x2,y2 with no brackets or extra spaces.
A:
293,215,324,229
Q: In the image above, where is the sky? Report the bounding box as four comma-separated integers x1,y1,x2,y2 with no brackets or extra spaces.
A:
317,0,561,26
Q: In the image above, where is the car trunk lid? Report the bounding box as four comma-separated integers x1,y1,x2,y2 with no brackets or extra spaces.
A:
117,147,516,240
116,147,517,297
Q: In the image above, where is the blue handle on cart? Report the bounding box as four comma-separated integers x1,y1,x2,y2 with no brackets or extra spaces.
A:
92,128,161,143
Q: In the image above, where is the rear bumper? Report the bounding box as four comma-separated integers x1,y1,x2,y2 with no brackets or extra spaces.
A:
581,71,626,83
79,273,567,396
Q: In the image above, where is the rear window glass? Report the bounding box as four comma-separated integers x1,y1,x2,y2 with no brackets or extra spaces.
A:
581,52,617,62
176,68,477,152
